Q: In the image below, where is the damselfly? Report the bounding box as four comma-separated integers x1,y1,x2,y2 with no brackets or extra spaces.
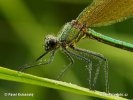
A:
19,0,133,93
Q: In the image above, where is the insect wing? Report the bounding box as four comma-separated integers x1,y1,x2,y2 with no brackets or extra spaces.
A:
77,0,133,27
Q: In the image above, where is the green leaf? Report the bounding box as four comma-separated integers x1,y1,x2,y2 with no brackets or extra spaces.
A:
0,66,127,100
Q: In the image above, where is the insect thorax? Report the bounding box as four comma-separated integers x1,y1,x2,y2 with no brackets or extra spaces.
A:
58,20,86,45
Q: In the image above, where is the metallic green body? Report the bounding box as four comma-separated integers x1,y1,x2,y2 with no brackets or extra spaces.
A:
88,28,133,52
58,22,84,45
57,21,133,52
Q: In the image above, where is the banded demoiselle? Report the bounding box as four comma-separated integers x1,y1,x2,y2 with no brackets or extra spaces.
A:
19,0,133,92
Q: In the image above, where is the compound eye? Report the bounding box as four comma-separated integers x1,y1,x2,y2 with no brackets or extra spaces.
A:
49,39,56,47
44,35,58,51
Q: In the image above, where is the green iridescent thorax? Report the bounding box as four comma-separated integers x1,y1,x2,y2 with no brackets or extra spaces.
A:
58,21,85,45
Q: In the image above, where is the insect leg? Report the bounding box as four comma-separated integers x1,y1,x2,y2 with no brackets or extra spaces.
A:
18,50,56,71
56,48,74,80
63,47,92,89
71,46,109,92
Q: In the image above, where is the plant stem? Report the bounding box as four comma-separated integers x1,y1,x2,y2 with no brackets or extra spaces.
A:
0,66,127,100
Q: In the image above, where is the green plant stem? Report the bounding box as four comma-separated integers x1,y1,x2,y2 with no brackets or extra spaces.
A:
0,66,127,100
88,29,133,52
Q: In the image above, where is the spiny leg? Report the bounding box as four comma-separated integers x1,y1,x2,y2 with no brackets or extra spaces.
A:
18,50,56,72
93,57,109,93
104,59,109,93
63,47,92,89
71,47,101,90
92,60,101,90
71,46,106,61
70,46,109,92
56,48,74,80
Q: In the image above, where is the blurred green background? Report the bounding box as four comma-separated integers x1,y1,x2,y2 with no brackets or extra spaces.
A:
0,0,133,100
